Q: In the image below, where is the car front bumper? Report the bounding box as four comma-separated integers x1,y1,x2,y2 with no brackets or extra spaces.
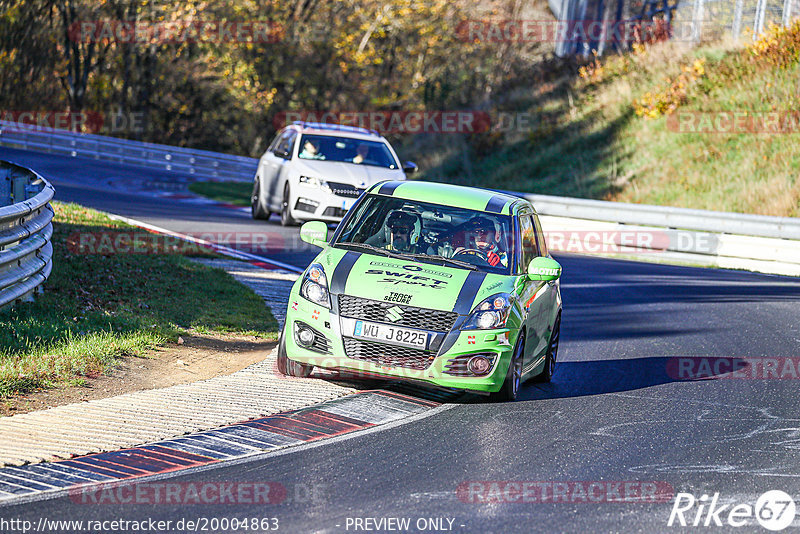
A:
283,287,516,394
291,183,361,222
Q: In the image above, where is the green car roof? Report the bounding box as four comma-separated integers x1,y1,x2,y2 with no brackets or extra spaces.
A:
368,180,524,215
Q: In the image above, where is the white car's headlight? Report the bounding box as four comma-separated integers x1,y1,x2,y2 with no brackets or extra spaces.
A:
299,175,331,193
462,293,512,330
300,263,331,309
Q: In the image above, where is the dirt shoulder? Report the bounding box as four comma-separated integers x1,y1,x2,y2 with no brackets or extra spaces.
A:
1,333,276,417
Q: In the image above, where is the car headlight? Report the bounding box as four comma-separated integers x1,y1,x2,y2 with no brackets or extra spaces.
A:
300,263,331,309
299,176,331,193
462,293,512,330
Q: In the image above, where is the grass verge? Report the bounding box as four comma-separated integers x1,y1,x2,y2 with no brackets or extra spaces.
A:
409,22,800,217
188,181,252,207
0,202,279,399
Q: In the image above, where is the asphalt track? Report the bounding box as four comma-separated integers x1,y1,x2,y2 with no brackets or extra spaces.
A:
3,146,800,533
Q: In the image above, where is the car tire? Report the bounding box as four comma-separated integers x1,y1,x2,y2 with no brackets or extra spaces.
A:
251,179,270,220
491,334,525,402
277,330,313,377
280,184,298,227
534,313,560,383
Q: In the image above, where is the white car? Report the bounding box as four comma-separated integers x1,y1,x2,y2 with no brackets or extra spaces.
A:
251,122,417,225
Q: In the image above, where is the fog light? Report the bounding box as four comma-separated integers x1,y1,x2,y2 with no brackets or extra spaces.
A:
297,327,315,346
467,355,492,375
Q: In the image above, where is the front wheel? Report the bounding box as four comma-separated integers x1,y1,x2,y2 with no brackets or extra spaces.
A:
534,313,560,383
491,335,525,402
251,179,270,220
280,184,298,227
276,331,313,377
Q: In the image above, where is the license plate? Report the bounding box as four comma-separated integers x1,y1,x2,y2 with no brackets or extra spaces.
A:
353,320,428,349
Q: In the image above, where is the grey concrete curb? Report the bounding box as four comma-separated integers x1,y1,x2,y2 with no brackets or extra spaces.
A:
0,259,356,467
0,350,358,466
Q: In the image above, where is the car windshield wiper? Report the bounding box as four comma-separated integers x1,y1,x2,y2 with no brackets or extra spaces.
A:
334,242,406,259
405,253,480,271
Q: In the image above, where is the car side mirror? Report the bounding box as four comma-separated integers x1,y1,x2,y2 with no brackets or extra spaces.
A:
527,256,562,281
402,161,418,174
300,221,329,247
274,149,291,160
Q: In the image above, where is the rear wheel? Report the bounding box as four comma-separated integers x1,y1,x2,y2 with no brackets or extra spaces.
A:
251,179,270,220
491,334,525,402
534,313,560,383
277,331,313,377
280,184,297,226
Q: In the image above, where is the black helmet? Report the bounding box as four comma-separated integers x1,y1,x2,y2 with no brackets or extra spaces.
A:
464,216,495,233
387,210,417,231
385,209,421,247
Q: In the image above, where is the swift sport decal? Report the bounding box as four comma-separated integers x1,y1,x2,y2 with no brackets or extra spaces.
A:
369,261,453,278
364,269,449,289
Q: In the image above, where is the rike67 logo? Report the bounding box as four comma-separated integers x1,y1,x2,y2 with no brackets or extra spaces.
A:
668,490,796,531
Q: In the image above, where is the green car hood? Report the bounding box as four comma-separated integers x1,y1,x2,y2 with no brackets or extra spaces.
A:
318,248,517,313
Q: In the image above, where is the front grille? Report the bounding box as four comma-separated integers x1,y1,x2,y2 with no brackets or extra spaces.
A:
323,207,348,217
344,338,434,370
327,182,363,198
338,295,457,332
295,199,318,212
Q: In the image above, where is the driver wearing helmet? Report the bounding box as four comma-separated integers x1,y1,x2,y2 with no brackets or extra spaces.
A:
454,216,508,267
384,209,421,253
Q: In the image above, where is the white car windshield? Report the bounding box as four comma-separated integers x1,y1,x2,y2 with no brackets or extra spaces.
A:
297,134,399,169
334,195,514,274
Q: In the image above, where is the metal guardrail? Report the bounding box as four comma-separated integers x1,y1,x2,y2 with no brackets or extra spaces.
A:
0,121,257,182
527,193,800,276
1,122,797,275
0,160,55,311
526,193,800,240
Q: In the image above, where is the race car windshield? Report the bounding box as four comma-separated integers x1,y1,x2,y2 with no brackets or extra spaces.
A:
334,195,514,274
297,134,399,169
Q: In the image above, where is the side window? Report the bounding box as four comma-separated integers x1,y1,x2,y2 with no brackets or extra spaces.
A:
519,214,539,271
533,214,548,257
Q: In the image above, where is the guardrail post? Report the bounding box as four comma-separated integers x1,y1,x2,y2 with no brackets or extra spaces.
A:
732,0,744,40
754,0,767,38
11,174,27,203
0,170,10,206
691,0,705,43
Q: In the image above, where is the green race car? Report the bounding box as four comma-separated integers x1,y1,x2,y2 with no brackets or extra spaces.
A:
278,180,562,401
